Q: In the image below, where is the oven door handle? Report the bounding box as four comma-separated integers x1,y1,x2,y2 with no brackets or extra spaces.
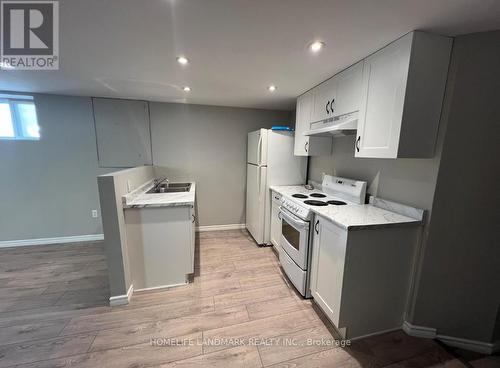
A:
279,207,309,230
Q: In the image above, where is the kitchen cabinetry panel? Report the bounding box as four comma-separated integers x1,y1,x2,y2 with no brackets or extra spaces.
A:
309,214,419,339
356,35,411,158
334,61,363,117
124,205,194,290
295,31,450,159
270,191,282,251
294,91,332,157
356,32,452,158
189,206,196,273
293,92,312,156
310,217,347,326
311,78,337,123
93,98,152,168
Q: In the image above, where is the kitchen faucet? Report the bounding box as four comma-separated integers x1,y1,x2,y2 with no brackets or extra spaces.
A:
153,177,169,191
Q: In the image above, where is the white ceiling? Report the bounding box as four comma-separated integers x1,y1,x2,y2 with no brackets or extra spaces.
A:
1,0,500,110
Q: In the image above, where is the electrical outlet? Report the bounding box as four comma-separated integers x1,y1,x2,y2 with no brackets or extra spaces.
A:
91,210,98,218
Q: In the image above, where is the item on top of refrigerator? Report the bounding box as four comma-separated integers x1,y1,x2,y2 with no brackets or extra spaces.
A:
271,126,293,131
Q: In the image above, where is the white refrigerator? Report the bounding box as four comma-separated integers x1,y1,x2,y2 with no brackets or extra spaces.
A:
246,129,307,245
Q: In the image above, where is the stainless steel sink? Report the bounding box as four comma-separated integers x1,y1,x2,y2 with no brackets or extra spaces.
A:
146,182,191,194
163,183,191,188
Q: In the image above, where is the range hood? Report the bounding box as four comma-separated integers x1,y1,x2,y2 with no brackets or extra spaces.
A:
303,111,358,137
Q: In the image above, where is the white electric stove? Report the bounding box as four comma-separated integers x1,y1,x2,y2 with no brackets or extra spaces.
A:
278,175,366,297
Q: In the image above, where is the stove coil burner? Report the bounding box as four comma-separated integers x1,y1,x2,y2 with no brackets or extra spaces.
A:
292,194,308,199
310,193,327,198
304,200,328,206
327,200,347,206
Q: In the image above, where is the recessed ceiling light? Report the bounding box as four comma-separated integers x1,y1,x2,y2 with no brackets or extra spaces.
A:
182,86,191,92
176,56,189,65
268,85,277,92
309,41,325,53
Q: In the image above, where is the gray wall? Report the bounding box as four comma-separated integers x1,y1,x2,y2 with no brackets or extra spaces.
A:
0,94,110,241
0,94,290,241
150,102,292,226
309,135,443,211
410,31,500,343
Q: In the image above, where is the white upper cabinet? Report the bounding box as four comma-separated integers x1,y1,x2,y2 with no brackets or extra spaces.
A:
311,77,337,123
355,31,452,158
294,91,332,156
334,61,363,117
294,92,312,156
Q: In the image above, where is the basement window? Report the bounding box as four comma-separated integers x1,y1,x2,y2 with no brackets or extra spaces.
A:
0,95,40,140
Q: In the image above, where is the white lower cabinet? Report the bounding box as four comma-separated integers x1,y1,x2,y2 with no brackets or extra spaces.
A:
189,205,196,273
310,215,419,339
270,191,282,252
310,216,347,327
125,204,196,290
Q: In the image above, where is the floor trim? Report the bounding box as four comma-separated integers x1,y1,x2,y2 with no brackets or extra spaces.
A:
437,334,499,355
402,321,437,338
403,321,499,354
109,284,134,307
196,223,246,232
0,234,104,248
351,327,402,341
134,281,188,293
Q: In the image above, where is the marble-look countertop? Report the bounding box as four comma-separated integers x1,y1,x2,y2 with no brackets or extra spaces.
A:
270,185,422,230
123,180,196,209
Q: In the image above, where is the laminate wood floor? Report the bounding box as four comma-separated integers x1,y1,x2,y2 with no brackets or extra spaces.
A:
0,230,488,367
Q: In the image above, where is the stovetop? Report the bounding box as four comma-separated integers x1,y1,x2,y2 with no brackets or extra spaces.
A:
278,176,367,221
281,189,357,220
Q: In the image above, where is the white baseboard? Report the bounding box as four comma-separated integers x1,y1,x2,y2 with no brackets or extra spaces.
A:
109,284,133,307
0,234,104,248
437,334,499,355
134,281,188,293
402,321,499,354
402,321,437,338
196,223,246,232
351,327,402,341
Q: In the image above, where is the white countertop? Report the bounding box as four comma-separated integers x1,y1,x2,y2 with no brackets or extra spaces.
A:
122,180,196,209
270,185,422,230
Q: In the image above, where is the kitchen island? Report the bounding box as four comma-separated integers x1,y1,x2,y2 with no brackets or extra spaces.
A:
122,180,196,292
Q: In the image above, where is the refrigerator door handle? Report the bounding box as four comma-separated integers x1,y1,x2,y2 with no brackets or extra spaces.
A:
257,134,263,166
258,167,261,200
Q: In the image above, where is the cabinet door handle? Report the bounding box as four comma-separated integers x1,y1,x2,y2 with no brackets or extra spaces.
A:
356,136,361,152
278,212,282,221
192,214,196,223
315,220,319,235
326,100,330,114
304,141,308,153
330,98,335,114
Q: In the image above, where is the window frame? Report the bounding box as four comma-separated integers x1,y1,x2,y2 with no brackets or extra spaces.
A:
0,97,40,141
